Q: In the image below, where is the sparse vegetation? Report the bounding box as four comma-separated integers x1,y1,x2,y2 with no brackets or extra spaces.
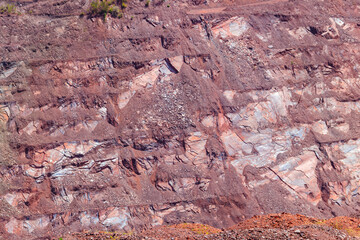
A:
324,217,360,237
172,223,222,235
0,3,17,15
145,0,150,7
88,0,127,20
72,231,134,239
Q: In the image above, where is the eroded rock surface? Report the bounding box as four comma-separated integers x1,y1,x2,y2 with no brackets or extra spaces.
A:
1,0,360,238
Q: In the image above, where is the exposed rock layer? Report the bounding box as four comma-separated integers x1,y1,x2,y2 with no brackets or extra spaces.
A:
1,0,360,238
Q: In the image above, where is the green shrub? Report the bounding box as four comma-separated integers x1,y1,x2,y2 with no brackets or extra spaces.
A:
145,0,150,7
0,4,16,15
108,5,121,17
88,0,125,20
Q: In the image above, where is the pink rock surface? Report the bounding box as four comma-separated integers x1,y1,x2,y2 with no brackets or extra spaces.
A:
1,0,360,238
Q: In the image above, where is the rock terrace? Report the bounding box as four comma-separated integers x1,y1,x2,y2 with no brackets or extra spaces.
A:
0,0,360,238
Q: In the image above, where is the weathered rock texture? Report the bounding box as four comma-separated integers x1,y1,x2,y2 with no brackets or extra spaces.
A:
1,0,360,238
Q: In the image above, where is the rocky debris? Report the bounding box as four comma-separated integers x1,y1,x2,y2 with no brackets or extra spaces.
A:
1,0,360,239
70,213,360,240
209,226,354,240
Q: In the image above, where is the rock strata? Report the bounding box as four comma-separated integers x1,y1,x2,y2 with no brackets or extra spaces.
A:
1,0,360,238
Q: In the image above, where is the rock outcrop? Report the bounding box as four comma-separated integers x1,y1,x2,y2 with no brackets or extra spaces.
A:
1,0,360,238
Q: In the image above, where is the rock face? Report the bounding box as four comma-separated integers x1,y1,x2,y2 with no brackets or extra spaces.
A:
1,0,360,238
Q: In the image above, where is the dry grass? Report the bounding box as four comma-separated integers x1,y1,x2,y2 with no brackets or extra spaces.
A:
324,217,360,237
170,223,222,235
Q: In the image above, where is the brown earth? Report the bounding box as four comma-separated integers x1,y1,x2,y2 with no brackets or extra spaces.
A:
1,0,360,239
